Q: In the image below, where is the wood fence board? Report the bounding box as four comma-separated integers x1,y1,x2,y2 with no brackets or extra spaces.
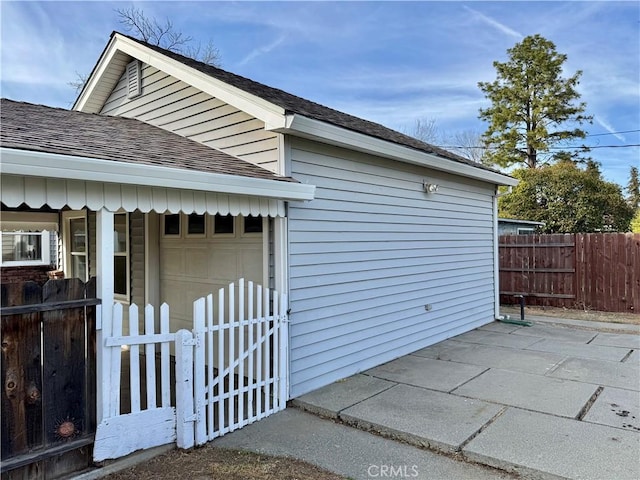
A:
1,278,98,478
500,233,640,313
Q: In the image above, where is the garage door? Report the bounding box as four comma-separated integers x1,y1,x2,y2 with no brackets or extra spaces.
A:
159,214,265,331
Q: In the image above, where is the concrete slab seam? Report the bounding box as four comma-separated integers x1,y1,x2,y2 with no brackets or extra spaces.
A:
446,389,606,424
457,406,509,451
576,386,604,420
337,412,455,455
621,350,635,363
544,356,570,376
447,367,491,393
461,448,570,480
334,380,399,415
585,333,599,345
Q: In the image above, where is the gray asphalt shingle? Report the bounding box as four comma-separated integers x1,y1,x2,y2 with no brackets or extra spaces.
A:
0,98,297,184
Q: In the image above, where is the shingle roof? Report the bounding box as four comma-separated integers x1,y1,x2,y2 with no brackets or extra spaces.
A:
0,99,297,183
116,32,500,174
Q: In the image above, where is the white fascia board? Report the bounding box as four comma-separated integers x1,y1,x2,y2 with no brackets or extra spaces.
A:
276,114,519,187
76,34,287,129
0,148,316,201
73,36,122,112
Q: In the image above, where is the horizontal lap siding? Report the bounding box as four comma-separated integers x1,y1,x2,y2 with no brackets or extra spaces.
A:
287,140,496,397
100,64,280,172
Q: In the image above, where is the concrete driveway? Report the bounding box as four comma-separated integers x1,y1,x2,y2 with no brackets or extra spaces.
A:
293,316,640,479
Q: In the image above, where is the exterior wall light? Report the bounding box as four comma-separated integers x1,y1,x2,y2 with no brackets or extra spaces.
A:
423,181,439,193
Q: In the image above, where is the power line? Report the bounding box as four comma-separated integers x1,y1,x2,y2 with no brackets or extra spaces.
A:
436,144,640,150
549,144,640,150
586,129,640,137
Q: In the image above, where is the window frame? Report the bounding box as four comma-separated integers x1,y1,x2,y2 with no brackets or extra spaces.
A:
62,210,89,282
242,215,264,236
1,230,52,266
212,213,235,237
113,213,130,302
186,213,207,238
163,213,182,237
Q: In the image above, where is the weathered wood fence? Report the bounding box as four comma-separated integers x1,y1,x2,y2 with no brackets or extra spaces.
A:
1,278,99,479
499,233,640,313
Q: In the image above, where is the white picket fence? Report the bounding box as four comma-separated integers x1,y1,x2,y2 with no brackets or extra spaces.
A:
93,279,288,460
186,279,288,446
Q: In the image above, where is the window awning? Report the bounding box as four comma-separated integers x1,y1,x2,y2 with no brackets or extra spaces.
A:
1,148,316,217
1,173,286,217
0,212,59,231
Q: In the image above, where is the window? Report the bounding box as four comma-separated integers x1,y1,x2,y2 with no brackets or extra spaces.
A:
1,231,51,266
164,214,181,236
214,214,234,235
187,214,206,236
63,211,89,282
114,213,129,299
243,215,263,234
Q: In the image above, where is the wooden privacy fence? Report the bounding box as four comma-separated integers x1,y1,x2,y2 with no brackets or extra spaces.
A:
1,278,99,479
499,233,640,313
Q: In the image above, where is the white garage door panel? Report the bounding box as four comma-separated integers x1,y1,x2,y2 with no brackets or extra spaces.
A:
159,219,264,331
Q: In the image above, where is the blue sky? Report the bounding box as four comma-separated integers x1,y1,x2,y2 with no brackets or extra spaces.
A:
1,1,638,187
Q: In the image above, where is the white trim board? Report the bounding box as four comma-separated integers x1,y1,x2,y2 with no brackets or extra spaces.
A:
1,148,315,202
276,115,518,187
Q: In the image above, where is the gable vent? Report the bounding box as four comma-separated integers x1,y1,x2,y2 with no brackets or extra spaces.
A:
126,60,141,99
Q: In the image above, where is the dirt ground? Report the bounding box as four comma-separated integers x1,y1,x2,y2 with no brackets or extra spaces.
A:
500,305,639,325
104,446,346,480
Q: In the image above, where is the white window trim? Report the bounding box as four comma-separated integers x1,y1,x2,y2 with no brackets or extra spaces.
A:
1,230,51,266
114,213,130,302
62,210,89,282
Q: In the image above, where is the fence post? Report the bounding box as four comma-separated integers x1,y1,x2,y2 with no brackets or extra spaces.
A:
175,329,195,449
193,298,207,446
279,293,289,408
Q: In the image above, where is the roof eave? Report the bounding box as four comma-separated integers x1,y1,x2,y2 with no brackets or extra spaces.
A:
74,33,288,129
272,114,518,187
0,148,316,202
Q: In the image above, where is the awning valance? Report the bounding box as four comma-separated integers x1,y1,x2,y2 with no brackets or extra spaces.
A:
0,211,59,231
1,175,286,217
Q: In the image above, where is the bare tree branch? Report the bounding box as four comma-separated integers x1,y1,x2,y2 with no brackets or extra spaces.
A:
114,6,219,66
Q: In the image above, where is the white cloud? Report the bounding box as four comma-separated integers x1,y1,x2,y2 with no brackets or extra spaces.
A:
594,116,626,142
236,35,286,67
463,6,523,39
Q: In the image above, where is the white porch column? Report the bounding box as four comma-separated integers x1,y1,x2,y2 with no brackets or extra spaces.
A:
96,208,114,423
273,215,289,299
272,214,289,400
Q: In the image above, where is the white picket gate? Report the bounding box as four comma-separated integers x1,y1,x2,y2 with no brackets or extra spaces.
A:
93,279,288,461
184,278,289,447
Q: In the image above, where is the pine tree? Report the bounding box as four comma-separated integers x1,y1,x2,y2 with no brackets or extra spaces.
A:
478,34,592,169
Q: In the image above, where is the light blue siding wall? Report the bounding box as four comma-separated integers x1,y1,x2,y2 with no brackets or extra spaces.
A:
287,139,497,397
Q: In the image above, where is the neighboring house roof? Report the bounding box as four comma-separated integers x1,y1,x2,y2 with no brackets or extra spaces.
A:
75,32,518,187
0,99,295,183
498,218,545,227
